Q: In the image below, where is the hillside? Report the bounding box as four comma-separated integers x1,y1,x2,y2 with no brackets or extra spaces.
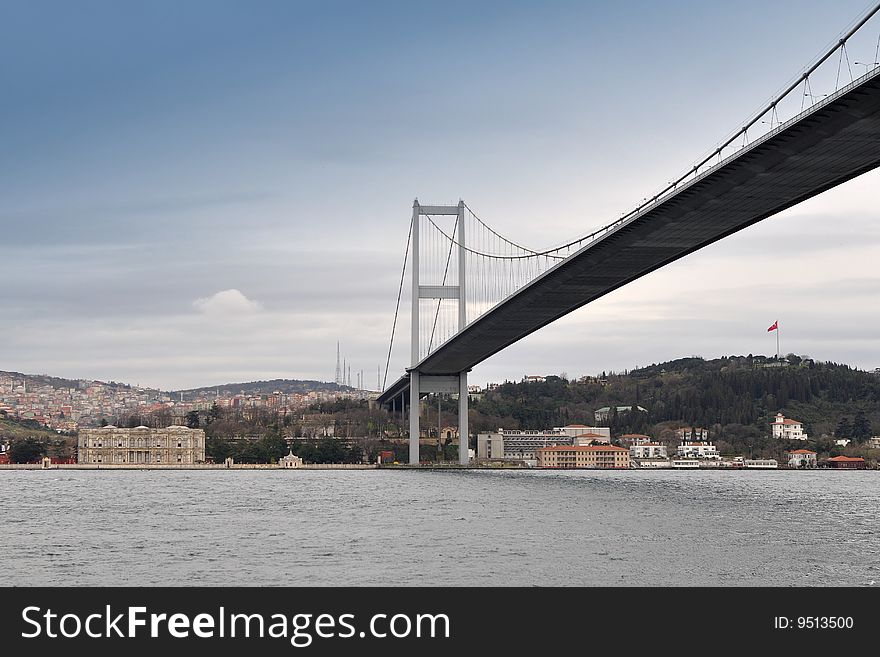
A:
470,355,880,446
1,369,349,397
173,379,354,399
0,417,61,441
0,369,142,392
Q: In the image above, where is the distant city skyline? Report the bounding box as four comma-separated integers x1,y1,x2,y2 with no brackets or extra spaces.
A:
3,0,880,390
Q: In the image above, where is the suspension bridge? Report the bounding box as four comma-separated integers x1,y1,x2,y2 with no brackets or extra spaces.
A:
378,3,880,465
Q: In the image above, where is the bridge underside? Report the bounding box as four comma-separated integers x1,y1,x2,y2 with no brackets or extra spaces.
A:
379,70,880,409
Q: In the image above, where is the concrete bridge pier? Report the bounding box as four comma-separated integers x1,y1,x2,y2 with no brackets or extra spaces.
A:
408,370,470,466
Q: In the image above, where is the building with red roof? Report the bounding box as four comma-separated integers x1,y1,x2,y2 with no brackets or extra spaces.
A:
787,449,817,468
826,455,867,469
772,413,808,440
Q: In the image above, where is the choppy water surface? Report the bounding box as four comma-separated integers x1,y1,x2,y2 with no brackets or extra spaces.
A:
1,469,877,586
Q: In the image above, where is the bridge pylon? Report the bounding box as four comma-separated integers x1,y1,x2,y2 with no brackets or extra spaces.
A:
408,199,470,466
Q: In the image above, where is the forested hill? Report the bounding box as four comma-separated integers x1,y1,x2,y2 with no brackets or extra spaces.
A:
173,379,352,398
470,355,880,441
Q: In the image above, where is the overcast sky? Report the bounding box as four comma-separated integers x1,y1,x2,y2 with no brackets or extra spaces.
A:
2,0,880,390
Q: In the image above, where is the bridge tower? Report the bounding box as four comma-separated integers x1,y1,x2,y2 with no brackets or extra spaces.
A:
409,199,470,466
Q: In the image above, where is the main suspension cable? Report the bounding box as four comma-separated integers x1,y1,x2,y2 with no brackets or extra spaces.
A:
382,214,413,391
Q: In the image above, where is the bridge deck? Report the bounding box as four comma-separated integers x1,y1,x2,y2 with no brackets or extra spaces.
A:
379,68,880,407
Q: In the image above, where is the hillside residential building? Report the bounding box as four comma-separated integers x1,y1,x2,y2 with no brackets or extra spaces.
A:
554,425,611,442
630,443,668,460
676,441,720,459
594,405,648,423
535,445,630,469
787,449,817,468
771,413,808,440
618,433,653,447
573,432,612,446
78,425,205,464
675,427,709,441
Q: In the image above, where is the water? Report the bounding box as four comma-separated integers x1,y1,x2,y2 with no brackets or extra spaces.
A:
1,469,877,586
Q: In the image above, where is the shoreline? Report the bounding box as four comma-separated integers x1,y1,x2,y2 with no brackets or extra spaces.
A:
0,464,872,472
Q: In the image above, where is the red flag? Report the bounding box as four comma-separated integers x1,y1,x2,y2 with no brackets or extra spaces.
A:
767,321,778,332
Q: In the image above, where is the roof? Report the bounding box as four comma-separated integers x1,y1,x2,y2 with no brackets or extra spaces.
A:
789,449,816,454
773,419,802,425
619,433,651,439
575,432,607,438
828,456,866,462
536,445,629,453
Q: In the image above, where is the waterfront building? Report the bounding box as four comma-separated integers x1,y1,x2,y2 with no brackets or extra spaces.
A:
771,413,808,440
77,425,205,464
744,459,778,469
672,459,700,469
634,458,672,468
676,441,720,459
826,456,867,469
476,428,570,461
535,445,629,469
787,449,817,468
279,450,303,468
630,443,668,459
593,405,648,423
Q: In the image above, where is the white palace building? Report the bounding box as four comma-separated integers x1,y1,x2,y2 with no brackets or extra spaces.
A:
78,425,206,465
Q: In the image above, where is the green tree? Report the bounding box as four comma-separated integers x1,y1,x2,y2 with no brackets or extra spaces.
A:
185,411,201,429
259,434,288,462
851,411,872,443
835,417,852,439
9,439,46,463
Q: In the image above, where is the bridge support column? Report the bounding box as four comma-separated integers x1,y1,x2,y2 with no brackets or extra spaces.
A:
409,371,420,465
459,371,469,465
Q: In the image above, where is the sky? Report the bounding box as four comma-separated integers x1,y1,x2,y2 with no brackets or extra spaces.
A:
2,0,880,390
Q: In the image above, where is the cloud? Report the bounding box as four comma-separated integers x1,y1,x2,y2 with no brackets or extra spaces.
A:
193,289,262,315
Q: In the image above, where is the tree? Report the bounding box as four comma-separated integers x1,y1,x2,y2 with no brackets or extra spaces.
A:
9,439,46,463
835,417,851,439
259,434,288,462
851,411,872,443
185,411,201,429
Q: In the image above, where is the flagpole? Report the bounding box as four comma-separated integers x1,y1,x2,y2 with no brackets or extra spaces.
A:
776,321,780,360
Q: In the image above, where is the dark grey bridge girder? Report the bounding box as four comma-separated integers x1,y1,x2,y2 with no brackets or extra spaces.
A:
379,68,880,408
